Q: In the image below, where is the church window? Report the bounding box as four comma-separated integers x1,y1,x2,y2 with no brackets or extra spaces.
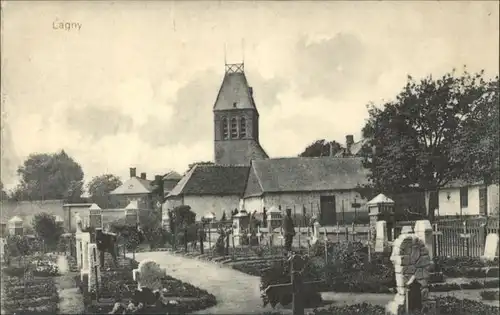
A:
222,117,229,139
231,117,238,139
240,117,247,138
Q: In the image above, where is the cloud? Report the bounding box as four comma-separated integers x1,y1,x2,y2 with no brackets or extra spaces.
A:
291,33,389,100
64,106,134,140
138,68,288,147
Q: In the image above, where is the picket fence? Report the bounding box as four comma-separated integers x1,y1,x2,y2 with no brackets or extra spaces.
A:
395,216,499,257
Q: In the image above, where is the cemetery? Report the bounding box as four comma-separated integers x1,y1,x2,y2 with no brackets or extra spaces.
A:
0,196,498,315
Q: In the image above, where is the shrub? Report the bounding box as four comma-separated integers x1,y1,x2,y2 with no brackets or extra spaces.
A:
311,297,500,315
480,290,500,301
434,256,500,277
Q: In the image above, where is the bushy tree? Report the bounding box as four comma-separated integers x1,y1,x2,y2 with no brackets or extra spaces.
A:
86,174,122,208
138,209,164,249
299,139,343,157
185,161,214,174
362,68,498,218
6,235,31,264
11,150,84,202
32,212,64,251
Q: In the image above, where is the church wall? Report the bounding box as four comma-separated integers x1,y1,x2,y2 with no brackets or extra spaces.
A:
247,190,368,225
182,195,241,221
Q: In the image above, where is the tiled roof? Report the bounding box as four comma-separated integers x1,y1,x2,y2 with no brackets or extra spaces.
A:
0,199,65,224
109,177,152,195
214,139,268,165
213,71,257,111
167,164,250,197
244,157,370,197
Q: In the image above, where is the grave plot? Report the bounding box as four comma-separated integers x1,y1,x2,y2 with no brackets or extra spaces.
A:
77,253,216,314
2,271,59,314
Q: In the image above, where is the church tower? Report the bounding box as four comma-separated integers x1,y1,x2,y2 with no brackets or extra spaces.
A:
213,63,268,165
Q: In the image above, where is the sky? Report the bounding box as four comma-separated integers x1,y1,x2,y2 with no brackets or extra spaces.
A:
1,1,499,191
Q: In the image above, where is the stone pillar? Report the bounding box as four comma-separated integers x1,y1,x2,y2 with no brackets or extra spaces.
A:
88,243,101,292
266,206,282,246
232,210,249,246
414,220,434,259
125,201,139,226
88,204,103,229
375,220,387,252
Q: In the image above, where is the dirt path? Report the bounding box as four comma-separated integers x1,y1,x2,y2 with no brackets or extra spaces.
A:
55,255,84,314
130,252,276,314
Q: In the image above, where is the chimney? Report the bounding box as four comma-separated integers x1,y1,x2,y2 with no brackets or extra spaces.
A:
346,135,354,155
140,172,146,180
155,175,162,183
130,167,137,178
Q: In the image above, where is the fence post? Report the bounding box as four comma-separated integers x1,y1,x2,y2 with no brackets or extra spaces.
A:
433,223,442,257
184,227,188,253
323,227,328,264
336,223,340,243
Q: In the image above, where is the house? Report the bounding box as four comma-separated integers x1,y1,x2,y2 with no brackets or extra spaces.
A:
164,164,250,220
165,62,372,224
437,180,499,217
243,157,371,225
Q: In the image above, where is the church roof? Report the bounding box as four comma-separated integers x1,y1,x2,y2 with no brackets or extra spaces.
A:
109,176,152,195
167,164,250,197
213,63,257,111
244,157,370,197
215,139,269,165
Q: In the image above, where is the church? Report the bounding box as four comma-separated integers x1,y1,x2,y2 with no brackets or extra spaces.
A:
164,63,370,226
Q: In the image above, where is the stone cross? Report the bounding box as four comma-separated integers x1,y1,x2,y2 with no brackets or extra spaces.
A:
88,243,101,295
386,233,436,315
482,233,499,261
264,254,324,315
133,259,167,292
375,220,387,252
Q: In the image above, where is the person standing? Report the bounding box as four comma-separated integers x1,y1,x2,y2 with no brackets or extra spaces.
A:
282,208,296,254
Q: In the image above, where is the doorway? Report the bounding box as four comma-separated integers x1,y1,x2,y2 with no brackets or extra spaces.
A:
320,196,336,225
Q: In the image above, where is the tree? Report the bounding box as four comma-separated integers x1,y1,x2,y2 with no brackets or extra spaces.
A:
451,77,499,185
362,68,498,219
220,211,227,221
86,174,123,208
299,140,343,157
185,161,214,174
138,209,164,248
0,181,7,201
32,212,64,251
12,150,84,202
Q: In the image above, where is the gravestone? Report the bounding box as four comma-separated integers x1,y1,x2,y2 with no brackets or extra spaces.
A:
133,259,167,292
80,232,91,280
386,233,436,315
88,243,101,293
482,233,499,261
375,220,387,252
414,220,434,259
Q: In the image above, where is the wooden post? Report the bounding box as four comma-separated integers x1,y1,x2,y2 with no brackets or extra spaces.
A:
336,222,340,243
208,221,212,251
367,226,372,263
184,227,188,252
199,225,204,255
323,227,328,264
231,234,235,260
224,230,230,256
